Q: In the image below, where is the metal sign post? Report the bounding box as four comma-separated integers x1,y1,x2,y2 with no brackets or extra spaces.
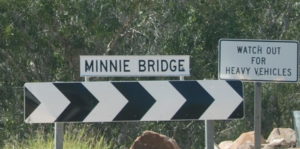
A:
254,82,262,149
179,76,184,81
54,123,64,149
205,120,215,149
85,76,90,82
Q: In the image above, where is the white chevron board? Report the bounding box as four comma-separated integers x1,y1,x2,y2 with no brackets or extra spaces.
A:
24,80,244,123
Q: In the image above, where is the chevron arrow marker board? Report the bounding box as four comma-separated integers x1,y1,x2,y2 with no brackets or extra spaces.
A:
24,80,244,123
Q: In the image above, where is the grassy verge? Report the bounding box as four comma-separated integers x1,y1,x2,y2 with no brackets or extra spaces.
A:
3,126,115,149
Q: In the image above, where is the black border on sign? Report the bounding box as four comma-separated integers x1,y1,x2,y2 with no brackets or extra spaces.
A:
218,38,299,82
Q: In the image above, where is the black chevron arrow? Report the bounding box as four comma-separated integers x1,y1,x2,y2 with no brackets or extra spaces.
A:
112,82,156,121
54,83,99,122
227,81,244,119
229,102,244,119
25,88,41,119
170,81,214,120
226,81,243,97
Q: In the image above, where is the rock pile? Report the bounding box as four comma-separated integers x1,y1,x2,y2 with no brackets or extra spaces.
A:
219,131,265,149
129,128,297,149
263,128,296,149
219,141,233,149
218,128,297,149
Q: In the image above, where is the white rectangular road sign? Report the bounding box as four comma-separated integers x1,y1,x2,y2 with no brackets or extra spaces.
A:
219,39,298,82
80,55,190,77
24,80,243,123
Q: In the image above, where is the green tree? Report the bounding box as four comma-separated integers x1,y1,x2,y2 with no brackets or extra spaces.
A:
1,0,300,148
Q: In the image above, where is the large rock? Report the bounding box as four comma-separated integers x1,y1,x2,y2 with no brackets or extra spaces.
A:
230,131,266,149
262,144,275,149
263,139,289,149
237,142,254,149
218,140,233,149
266,128,296,148
130,131,181,149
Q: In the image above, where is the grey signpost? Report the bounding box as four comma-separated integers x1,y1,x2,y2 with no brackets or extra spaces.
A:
54,123,64,149
205,120,214,149
254,82,262,149
219,39,298,149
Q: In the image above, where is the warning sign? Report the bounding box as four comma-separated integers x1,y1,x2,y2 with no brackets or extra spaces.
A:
219,39,298,82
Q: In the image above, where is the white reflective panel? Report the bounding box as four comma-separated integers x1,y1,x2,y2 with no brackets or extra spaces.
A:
80,55,190,77
139,81,186,121
83,82,128,122
219,39,298,82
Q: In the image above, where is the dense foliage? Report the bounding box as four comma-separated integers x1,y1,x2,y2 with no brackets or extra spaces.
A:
1,0,300,148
